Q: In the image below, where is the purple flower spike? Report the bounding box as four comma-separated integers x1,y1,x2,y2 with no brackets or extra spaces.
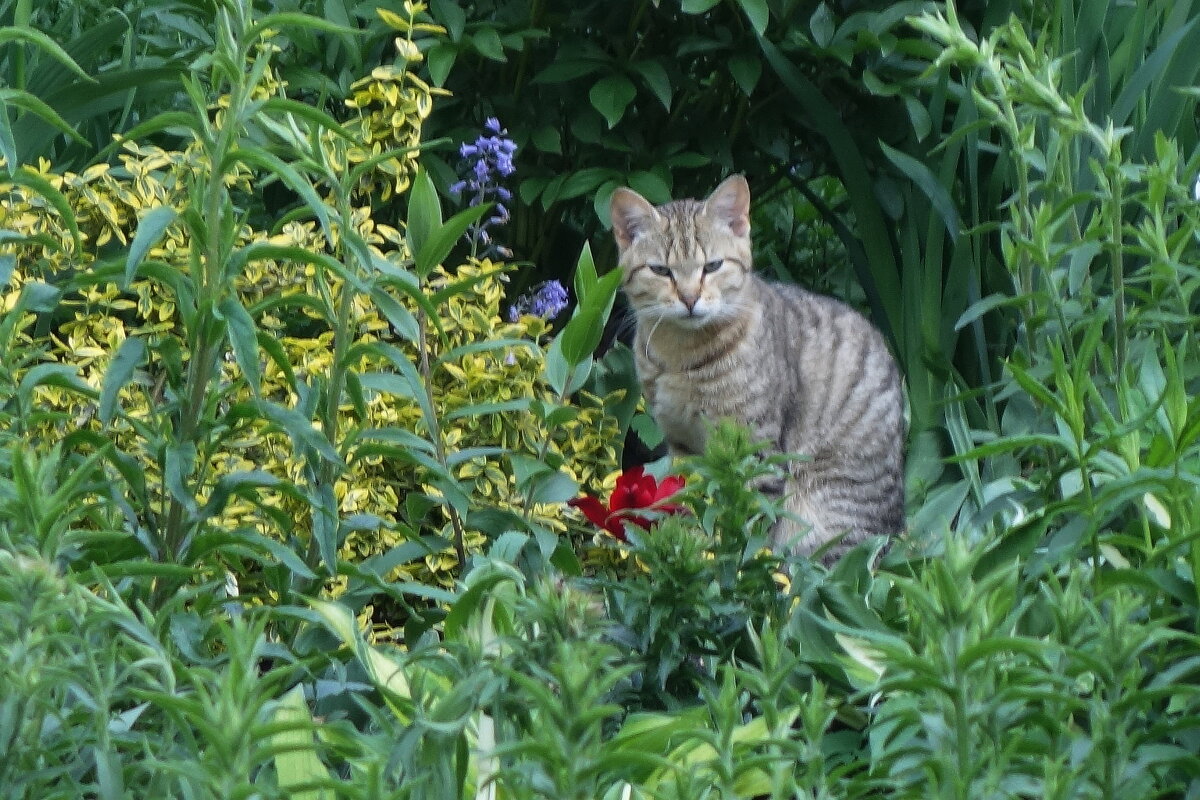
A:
452,117,519,257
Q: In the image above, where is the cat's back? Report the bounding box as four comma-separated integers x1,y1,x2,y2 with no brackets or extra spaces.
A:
758,278,904,455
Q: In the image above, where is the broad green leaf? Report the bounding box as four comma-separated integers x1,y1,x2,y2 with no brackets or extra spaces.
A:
681,0,721,12
218,296,262,397
427,42,457,86
738,0,769,35
560,267,622,365
627,170,672,204
415,203,491,277
271,685,333,800
430,0,466,39
123,206,177,289
558,166,619,201
589,75,637,128
406,168,441,261
632,60,672,110
529,471,578,505
810,2,835,47
471,27,506,61
98,337,145,425
729,53,763,96
573,239,598,300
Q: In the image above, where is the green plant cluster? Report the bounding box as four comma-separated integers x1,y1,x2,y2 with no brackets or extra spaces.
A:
0,3,621,624
2,0,1200,798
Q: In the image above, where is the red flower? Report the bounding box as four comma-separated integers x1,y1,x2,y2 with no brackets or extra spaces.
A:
568,466,686,541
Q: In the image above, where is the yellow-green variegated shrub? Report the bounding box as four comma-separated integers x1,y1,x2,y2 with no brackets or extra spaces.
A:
0,45,620,617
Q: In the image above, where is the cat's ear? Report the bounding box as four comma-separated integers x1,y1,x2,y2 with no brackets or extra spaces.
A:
610,188,660,250
704,175,751,237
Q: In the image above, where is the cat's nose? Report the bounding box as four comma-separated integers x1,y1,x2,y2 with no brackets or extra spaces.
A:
679,292,700,312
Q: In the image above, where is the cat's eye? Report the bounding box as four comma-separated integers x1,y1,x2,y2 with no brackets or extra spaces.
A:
648,263,672,277
703,259,724,274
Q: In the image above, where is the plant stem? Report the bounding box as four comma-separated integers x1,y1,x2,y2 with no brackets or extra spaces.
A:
416,308,468,571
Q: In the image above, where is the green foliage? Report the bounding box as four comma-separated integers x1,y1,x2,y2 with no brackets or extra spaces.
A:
3,0,1200,798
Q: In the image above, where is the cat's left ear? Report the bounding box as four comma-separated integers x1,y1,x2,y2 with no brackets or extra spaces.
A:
704,175,751,237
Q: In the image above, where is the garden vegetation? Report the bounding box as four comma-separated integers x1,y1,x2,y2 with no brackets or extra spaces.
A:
1,0,1199,797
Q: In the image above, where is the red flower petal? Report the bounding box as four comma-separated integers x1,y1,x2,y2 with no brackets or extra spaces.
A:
654,474,686,502
568,496,611,530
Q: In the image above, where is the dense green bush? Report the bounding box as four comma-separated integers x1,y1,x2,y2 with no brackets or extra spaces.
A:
2,0,1200,798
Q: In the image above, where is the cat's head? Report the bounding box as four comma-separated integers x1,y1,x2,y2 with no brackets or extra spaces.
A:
609,175,753,327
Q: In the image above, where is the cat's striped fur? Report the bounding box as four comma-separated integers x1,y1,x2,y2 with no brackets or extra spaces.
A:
610,175,906,560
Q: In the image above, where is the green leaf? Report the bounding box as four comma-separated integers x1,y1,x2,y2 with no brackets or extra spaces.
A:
0,88,89,146
560,267,622,365
573,239,599,301
219,296,262,397
0,26,94,83
529,471,579,505
589,75,637,128
225,147,331,241
681,0,721,12
272,685,333,800
254,400,342,464
738,0,769,35
954,292,1022,331
369,286,420,342
431,0,466,40
406,168,441,261
247,11,358,43
632,60,672,110
311,482,339,579
18,363,95,410
558,166,619,201
427,42,457,86
0,98,16,171
728,53,762,96
415,203,491,277
471,27,507,61
627,170,672,204
260,97,354,140
631,412,664,450
530,124,562,154
879,140,960,242
810,2,835,47
98,337,145,425
124,206,177,289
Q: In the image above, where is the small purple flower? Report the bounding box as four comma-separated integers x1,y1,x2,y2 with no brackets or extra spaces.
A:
452,117,518,256
508,280,569,323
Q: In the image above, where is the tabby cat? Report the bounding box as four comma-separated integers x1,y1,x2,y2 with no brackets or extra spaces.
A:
609,175,906,560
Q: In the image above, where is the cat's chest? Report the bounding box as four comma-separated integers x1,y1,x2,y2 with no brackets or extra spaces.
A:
641,364,750,455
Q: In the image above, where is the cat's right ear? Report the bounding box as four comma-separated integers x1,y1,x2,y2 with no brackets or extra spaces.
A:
610,188,659,251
